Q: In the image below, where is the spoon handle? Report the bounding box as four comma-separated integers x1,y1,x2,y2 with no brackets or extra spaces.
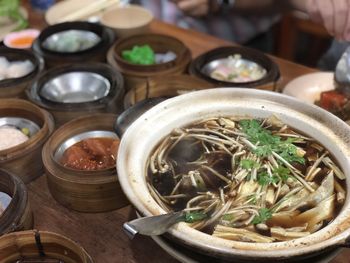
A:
123,211,185,239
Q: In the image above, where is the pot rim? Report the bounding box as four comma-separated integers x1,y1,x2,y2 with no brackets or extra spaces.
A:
117,88,350,260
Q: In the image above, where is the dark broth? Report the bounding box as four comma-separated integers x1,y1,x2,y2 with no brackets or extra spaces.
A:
147,117,347,242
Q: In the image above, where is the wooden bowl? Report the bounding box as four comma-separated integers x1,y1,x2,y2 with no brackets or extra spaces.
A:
0,230,94,263
123,74,214,109
32,21,115,68
189,46,280,90
0,47,44,98
42,113,129,212
100,4,153,38
26,63,124,127
0,99,55,183
107,33,192,91
0,169,33,236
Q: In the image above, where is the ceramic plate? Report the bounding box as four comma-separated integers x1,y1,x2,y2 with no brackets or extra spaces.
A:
45,0,121,25
282,72,335,104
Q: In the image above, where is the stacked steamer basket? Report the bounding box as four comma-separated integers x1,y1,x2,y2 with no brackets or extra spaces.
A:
32,21,115,68
0,169,33,236
0,230,94,263
123,74,214,109
107,33,192,91
26,63,124,127
0,99,54,183
42,113,128,212
0,47,44,99
189,46,280,91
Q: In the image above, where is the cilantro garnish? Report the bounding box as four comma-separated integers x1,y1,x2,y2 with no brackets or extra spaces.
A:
222,213,235,221
252,208,272,224
239,159,260,170
273,166,290,182
181,212,207,223
239,119,305,165
257,172,279,186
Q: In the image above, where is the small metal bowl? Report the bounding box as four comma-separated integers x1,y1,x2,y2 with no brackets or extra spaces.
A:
0,117,40,137
54,130,118,162
42,29,101,53
40,72,111,103
201,57,267,83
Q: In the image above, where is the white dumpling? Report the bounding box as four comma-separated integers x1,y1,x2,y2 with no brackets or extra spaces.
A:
0,57,9,73
0,127,28,151
5,60,34,78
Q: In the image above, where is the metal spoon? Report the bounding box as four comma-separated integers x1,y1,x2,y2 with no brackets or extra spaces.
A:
123,211,185,239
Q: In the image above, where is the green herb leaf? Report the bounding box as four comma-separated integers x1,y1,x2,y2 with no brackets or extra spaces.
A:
252,208,272,224
257,172,279,186
181,212,207,223
239,119,305,165
222,213,235,221
273,166,290,182
239,159,260,170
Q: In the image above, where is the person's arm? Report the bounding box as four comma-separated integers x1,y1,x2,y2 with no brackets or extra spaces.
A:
172,0,350,41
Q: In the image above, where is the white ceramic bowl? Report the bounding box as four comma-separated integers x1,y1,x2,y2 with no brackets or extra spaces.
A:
117,88,350,262
100,5,153,38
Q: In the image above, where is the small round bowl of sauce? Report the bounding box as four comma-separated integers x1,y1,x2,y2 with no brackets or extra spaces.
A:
42,113,128,212
4,29,40,49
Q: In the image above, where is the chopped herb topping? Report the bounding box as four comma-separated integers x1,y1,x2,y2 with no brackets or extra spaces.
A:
257,172,279,186
222,213,235,221
252,208,272,224
239,120,305,164
181,212,207,223
239,159,260,170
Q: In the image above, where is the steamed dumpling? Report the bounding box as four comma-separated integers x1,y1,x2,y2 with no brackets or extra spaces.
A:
5,60,34,79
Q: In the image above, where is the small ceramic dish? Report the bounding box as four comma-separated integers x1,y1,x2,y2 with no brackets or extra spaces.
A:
283,72,335,104
4,29,40,49
101,5,153,37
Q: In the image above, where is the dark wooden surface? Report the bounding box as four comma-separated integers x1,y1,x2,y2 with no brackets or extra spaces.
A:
22,1,349,262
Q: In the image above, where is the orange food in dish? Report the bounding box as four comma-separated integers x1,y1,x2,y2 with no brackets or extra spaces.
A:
60,137,120,171
8,36,36,48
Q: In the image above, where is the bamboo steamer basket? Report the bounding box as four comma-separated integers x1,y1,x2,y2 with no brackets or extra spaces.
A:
123,74,214,109
42,113,128,212
188,46,280,91
26,63,124,127
0,230,94,263
0,169,33,236
0,99,55,183
107,33,192,91
32,21,115,68
0,47,44,99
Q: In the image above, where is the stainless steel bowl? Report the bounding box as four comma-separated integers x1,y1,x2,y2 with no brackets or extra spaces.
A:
40,72,111,103
201,57,267,83
0,192,11,212
54,130,118,161
42,29,101,53
0,117,40,137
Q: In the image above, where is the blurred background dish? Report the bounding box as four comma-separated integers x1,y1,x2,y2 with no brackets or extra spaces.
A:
0,7,28,41
283,72,335,104
45,0,122,25
100,4,153,38
32,21,115,68
3,29,40,49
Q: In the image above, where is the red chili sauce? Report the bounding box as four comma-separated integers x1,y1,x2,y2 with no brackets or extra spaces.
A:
60,137,119,170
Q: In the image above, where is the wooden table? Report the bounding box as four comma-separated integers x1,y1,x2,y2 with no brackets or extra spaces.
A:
21,1,349,262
